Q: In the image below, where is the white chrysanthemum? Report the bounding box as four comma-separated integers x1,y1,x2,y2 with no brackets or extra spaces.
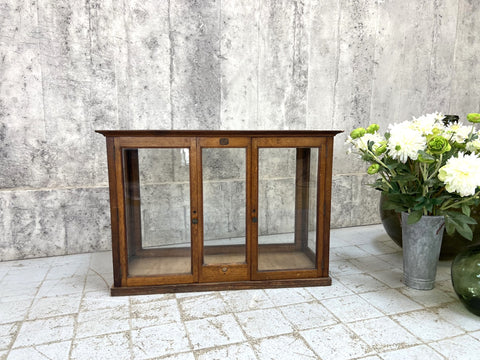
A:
345,133,385,155
387,122,426,163
345,136,361,157
446,122,475,143
353,133,384,151
466,138,480,153
411,112,445,135
438,153,480,197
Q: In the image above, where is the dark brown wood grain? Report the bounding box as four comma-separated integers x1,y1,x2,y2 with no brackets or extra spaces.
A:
96,130,342,138
105,138,122,288
111,276,332,296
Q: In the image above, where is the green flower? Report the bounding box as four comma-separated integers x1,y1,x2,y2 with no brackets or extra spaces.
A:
427,136,451,155
467,113,480,123
374,143,387,155
366,124,380,134
367,164,380,174
350,127,366,139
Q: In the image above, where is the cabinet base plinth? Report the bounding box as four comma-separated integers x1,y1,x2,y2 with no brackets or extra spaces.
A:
111,277,332,296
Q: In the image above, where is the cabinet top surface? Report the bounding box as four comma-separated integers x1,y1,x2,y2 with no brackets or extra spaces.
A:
96,130,343,137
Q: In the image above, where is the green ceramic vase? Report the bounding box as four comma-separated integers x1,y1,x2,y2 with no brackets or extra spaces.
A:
451,244,480,316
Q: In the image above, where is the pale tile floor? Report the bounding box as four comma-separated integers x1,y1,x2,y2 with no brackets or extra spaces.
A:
1,224,479,360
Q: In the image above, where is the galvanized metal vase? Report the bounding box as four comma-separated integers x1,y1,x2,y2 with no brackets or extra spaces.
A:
401,212,445,290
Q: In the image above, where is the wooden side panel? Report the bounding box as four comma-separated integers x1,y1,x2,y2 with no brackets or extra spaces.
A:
105,138,122,287
123,149,142,257
294,148,311,251
114,138,129,286
319,137,334,277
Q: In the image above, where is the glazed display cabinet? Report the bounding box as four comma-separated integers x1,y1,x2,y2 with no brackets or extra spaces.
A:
97,130,341,295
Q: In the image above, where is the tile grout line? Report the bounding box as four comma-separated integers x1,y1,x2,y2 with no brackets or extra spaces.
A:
175,294,196,358
277,296,338,359
127,296,135,360
67,254,92,359
218,291,261,360
424,341,453,360
4,261,52,358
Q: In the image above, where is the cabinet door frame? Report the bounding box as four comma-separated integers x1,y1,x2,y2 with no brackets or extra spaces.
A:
250,137,330,281
196,136,252,283
106,134,334,289
112,136,199,287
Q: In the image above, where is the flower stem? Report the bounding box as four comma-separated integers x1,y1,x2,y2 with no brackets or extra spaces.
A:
440,190,480,211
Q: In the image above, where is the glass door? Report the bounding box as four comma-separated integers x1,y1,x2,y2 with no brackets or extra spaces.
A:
251,137,327,280
117,137,198,286
198,137,251,282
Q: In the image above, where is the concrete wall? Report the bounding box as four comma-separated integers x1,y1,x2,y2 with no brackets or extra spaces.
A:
1,0,480,260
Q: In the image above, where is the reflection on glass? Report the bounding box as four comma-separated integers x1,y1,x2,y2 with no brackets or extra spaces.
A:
258,148,318,271
123,148,191,276
202,148,246,264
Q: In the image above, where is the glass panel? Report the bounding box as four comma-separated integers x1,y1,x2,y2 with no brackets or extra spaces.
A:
258,148,318,271
123,148,191,276
202,148,246,264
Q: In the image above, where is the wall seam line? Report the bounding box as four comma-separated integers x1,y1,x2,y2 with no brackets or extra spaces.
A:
448,0,461,114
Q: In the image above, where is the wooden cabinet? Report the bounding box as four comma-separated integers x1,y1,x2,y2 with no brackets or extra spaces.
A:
97,130,341,295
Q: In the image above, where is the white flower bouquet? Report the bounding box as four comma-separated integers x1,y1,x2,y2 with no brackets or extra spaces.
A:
347,113,480,240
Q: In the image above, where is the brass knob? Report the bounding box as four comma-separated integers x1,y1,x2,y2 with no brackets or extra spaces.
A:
222,267,228,273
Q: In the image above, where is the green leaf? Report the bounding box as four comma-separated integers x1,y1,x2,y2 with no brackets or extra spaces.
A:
407,210,423,224
444,213,475,240
417,150,435,164
462,204,471,217
456,223,473,240
445,221,455,235
391,174,418,182
451,213,477,225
